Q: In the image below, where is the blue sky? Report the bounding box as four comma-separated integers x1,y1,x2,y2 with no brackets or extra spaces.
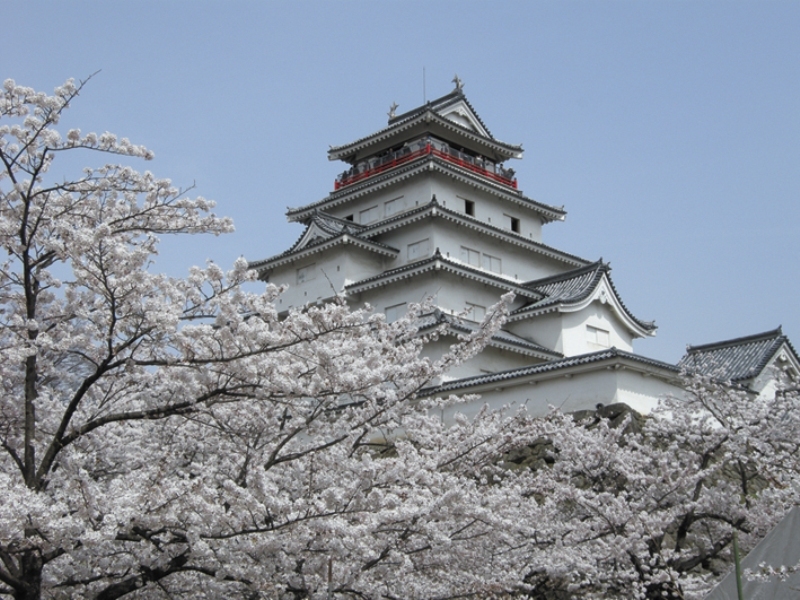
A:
4,1,799,363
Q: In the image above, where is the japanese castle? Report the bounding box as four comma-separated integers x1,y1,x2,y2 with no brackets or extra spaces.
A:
249,78,799,415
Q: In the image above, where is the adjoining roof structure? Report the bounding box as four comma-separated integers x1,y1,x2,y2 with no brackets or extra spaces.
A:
509,261,657,336
678,327,800,383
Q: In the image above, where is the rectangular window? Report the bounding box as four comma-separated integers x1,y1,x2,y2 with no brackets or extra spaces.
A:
360,205,379,224
482,253,502,274
505,214,521,233
385,303,407,323
464,199,475,216
408,238,430,260
297,264,316,284
587,325,611,347
460,246,481,267
465,302,486,322
384,196,404,218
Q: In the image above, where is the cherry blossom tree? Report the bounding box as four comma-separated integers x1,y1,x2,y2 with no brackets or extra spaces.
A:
512,372,800,599
3,76,798,600
0,77,545,600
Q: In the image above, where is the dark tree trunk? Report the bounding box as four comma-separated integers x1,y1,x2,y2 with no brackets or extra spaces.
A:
13,550,43,600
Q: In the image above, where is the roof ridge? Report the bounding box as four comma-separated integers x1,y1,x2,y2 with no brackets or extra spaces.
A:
685,327,784,353
422,348,680,395
387,90,464,125
287,157,565,222
355,200,586,266
344,253,543,298
524,260,607,288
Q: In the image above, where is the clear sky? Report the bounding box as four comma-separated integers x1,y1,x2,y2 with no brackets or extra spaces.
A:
4,1,799,364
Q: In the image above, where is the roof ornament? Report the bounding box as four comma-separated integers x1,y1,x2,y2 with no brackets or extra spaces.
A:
388,102,398,119
452,74,464,92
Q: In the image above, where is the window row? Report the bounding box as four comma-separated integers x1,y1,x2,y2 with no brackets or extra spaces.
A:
356,195,407,224
460,246,501,274
461,198,521,233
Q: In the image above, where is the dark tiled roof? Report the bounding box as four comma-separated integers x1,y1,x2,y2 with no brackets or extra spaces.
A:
416,311,562,360
512,262,657,333
247,212,397,271
524,261,607,305
423,348,680,395
328,90,522,161
357,198,585,267
286,155,565,223
344,250,543,299
388,89,495,139
678,327,798,382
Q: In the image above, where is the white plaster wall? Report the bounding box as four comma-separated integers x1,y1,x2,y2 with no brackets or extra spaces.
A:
421,336,543,381
559,303,635,355
508,312,565,354
355,271,514,319
354,274,442,312
434,369,683,424
270,247,385,310
429,174,545,242
327,178,433,224
372,222,436,268
615,370,684,414
430,220,572,282
750,349,800,399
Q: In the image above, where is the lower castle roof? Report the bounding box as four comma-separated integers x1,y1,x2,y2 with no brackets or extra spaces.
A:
678,327,799,383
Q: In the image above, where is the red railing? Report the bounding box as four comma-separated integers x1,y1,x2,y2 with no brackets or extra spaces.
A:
334,141,518,191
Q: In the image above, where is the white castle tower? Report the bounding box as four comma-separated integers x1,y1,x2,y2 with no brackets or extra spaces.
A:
250,79,705,414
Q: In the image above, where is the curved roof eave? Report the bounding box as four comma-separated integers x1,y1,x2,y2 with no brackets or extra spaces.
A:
344,252,543,300
287,157,566,223
328,110,523,163
421,348,680,396
248,234,399,275
359,200,587,268
509,266,656,337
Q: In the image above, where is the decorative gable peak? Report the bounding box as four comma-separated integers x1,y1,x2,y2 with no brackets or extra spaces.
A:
387,79,494,140
329,80,522,166
438,99,490,137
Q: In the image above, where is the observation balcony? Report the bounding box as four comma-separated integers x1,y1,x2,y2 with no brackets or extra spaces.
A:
334,137,517,191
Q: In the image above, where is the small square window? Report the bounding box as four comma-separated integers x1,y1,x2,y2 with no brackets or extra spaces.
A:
385,303,407,323
297,264,316,284
460,246,481,267
385,196,404,217
360,206,379,224
465,302,486,322
587,325,611,347
464,199,475,216
482,253,501,274
507,215,520,233
408,239,430,260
